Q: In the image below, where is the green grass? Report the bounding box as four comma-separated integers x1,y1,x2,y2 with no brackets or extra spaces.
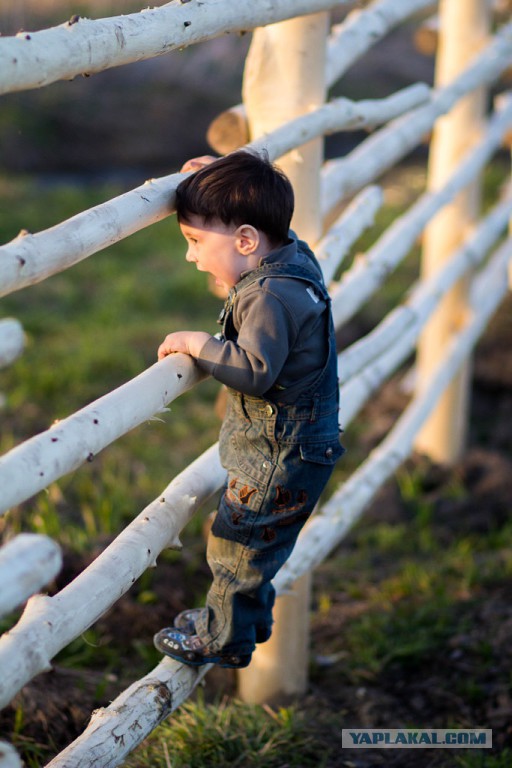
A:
455,751,512,768
125,693,325,768
312,451,512,685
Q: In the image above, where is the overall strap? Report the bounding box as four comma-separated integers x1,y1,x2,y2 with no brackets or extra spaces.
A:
218,262,329,328
237,262,327,296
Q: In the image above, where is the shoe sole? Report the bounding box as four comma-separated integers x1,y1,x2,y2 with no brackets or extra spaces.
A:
154,633,251,669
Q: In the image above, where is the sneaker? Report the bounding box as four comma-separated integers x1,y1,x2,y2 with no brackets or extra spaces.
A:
153,626,252,669
174,607,272,644
174,607,205,634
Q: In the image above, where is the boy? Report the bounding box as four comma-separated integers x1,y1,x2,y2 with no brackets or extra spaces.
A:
154,150,344,668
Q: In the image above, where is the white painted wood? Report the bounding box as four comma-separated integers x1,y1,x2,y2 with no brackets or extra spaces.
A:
329,97,512,329
339,191,512,386
415,0,490,464
0,0,347,96
337,192,512,425
0,87,427,301
0,444,224,709
3,21,501,300
243,13,329,242
275,237,512,592
240,10,328,702
0,742,22,768
0,534,62,618
317,186,383,286
45,662,211,768
321,21,512,219
0,319,24,368
206,0,435,153
0,173,182,299
414,3,507,57
326,0,437,87
6,21,509,299
249,84,431,165
0,354,206,516
238,572,311,703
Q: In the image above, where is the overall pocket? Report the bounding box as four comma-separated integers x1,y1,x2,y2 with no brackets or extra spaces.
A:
300,438,345,466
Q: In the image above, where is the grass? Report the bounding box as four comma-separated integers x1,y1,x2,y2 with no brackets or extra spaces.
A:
125,693,325,768
455,750,512,768
313,458,512,681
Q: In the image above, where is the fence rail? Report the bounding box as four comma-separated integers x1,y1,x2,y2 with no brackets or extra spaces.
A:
1,0,510,765
0,0,348,95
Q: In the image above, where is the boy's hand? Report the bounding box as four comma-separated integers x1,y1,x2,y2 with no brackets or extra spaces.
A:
158,331,212,360
180,155,218,173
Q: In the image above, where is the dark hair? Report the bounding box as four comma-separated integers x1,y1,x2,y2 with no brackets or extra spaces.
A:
175,150,294,246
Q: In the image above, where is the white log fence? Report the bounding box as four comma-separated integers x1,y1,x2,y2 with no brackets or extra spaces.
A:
0,0,511,765
0,354,206,515
208,0,436,153
0,0,354,96
0,535,62,618
321,20,512,220
0,86,425,299
277,235,512,588
0,319,24,369
330,94,512,328
0,743,21,768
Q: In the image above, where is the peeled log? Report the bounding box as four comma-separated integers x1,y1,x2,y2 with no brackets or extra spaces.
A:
0,353,206,516
0,742,22,768
321,22,512,220
0,319,24,369
0,534,62,618
0,444,224,710
329,94,512,329
0,0,349,96
207,0,436,153
276,237,512,592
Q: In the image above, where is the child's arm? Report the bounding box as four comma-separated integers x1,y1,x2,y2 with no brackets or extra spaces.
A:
158,331,212,360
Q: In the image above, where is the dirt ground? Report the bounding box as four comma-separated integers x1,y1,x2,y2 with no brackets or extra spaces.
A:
1,295,511,767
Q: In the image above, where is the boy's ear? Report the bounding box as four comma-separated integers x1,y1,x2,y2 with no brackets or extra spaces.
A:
235,224,260,255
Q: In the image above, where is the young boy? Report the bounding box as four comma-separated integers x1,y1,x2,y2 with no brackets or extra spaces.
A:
154,150,344,669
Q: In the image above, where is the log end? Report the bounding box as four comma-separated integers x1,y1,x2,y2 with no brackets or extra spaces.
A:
207,106,250,155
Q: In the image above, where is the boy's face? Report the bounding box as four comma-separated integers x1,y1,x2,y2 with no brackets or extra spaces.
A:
179,215,249,291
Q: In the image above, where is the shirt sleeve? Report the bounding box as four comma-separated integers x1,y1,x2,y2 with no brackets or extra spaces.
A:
195,284,299,395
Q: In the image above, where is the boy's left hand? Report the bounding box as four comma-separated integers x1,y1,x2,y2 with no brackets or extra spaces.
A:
158,331,212,360
180,155,217,173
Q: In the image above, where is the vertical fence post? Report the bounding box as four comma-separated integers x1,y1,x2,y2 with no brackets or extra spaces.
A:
414,0,490,464
237,12,328,703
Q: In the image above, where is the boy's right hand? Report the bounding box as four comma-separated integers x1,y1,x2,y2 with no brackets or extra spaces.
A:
158,330,212,360
180,155,218,173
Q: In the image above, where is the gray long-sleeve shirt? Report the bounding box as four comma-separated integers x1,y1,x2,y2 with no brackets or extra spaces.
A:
196,234,331,403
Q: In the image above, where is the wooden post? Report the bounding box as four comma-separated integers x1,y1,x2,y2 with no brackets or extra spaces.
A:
241,13,328,243
237,12,328,702
414,0,490,465
237,573,312,703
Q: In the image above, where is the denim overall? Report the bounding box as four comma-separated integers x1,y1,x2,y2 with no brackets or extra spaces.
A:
195,262,344,657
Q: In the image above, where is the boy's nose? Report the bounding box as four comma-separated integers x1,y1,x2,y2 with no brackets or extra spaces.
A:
185,250,196,263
